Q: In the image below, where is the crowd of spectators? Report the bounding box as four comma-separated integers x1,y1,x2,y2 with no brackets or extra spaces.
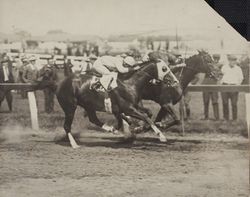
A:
66,42,99,57
0,50,249,122
200,53,247,121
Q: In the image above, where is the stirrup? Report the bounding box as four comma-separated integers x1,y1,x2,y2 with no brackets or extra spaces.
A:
90,80,100,90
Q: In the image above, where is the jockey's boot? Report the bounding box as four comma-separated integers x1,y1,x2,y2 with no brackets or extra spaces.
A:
89,76,102,90
100,75,116,113
99,74,116,91
104,91,112,113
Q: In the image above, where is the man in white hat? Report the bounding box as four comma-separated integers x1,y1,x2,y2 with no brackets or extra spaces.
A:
220,54,243,121
91,55,140,112
21,56,39,83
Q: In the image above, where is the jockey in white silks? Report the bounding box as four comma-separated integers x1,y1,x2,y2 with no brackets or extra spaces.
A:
91,55,140,112
92,55,139,89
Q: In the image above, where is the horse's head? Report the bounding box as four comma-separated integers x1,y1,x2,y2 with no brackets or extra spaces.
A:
186,50,216,79
145,60,178,87
198,50,217,77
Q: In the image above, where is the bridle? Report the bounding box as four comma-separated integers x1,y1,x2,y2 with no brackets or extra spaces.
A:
134,61,171,82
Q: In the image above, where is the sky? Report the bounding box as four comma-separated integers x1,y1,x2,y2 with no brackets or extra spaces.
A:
0,0,245,40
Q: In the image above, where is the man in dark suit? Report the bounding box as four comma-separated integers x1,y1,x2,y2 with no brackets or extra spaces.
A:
40,58,58,113
0,53,14,111
202,54,223,120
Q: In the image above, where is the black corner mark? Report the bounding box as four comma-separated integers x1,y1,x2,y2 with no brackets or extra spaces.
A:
204,0,249,40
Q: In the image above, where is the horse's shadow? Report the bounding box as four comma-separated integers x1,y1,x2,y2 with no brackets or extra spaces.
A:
54,135,202,151
0,110,12,113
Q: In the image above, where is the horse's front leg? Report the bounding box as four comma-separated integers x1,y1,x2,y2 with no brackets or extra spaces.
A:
156,103,180,129
125,106,167,142
136,101,153,118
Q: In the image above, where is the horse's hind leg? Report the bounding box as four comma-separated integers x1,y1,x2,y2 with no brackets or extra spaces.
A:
57,97,79,149
5,91,13,112
113,112,123,130
83,107,104,128
64,109,80,149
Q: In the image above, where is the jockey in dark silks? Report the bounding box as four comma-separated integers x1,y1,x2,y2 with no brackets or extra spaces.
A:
142,50,186,71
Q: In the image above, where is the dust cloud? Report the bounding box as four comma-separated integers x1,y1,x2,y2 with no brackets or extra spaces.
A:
0,125,42,143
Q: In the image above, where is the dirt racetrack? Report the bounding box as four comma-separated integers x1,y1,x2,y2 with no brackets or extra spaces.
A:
0,129,248,197
0,90,249,196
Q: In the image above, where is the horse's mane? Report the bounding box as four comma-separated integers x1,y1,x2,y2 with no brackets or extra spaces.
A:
117,60,156,87
185,54,200,67
136,59,156,67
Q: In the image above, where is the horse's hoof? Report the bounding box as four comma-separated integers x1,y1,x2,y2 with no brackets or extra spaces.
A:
72,145,80,149
155,122,163,127
134,126,144,133
102,124,115,133
159,135,167,142
112,130,120,135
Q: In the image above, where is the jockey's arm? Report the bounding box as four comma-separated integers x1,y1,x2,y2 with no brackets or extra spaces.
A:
170,62,186,69
116,61,130,73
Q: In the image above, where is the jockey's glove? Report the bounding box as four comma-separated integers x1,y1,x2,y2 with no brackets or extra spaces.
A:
176,63,186,68
133,65,141,70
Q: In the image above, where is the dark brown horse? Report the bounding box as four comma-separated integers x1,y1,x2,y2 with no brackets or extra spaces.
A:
142,50,215,129
85,51,214,131
52,60,178,148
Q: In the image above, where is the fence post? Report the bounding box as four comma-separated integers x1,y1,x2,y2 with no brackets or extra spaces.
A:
245,93,250,138
180,96,185,136
27,91,39,130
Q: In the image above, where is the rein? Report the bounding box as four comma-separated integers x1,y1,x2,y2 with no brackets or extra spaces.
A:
132,62,158,80
178,49,187,84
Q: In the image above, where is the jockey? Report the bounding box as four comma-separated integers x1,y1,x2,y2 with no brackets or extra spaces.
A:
91,55,139,90
91,55,140,112
142,50,186,70
141,51,179,85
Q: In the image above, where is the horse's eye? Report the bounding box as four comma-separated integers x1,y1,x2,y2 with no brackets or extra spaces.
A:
162,66,169,72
